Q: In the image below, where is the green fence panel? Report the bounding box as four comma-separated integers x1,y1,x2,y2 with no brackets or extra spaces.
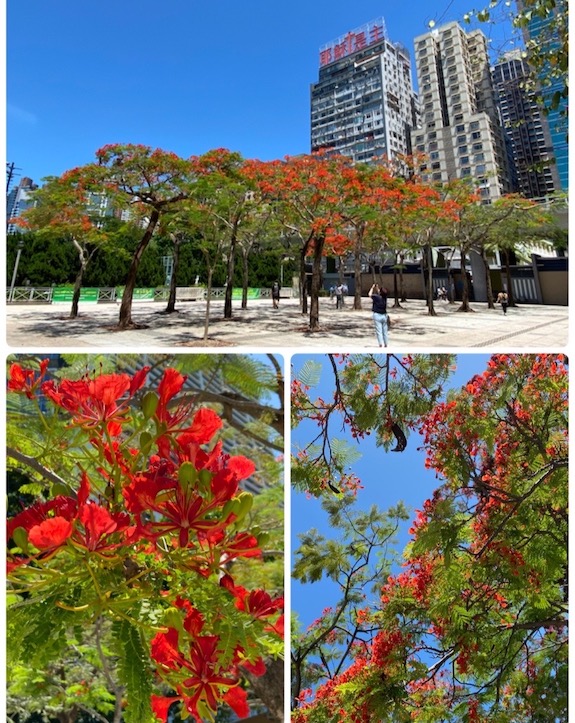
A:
231,288,261,300
52,287,99,303
115,288,156,300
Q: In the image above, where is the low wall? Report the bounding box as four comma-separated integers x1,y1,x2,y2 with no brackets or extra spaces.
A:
538,271,568,306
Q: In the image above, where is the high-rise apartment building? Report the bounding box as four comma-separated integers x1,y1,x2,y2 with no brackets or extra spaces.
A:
411,22,512,202
310,17,418,164
492,50,561,198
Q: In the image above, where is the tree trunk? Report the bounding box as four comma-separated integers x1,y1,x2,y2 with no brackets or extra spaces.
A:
503,249,516,307
392,253,402,308
241,249,249,309
165,236,181,314
399,252,406,302
224,222,239,319
425,243,437,317
353,240,363,310
70,264,86,319
299,246,308,315
70,237,90,319
481,247,496,309
203,263,214,341
118,208,161,329
457,246,473,312
309,236,324,330
244,657,284,721
56,708,79,723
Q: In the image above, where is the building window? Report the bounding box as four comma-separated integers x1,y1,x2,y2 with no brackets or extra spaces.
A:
474,153,485,162
432,172,443,180
471,131,481,140
458,145,468,154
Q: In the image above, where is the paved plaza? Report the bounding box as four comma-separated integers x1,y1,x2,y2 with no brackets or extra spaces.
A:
5,296,569,350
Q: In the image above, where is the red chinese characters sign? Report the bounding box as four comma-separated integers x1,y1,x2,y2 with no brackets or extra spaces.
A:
319,18,386,67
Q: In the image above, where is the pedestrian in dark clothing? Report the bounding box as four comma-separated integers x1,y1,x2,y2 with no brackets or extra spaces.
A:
368,283,389,347
496,291,508,315
271,281,281,309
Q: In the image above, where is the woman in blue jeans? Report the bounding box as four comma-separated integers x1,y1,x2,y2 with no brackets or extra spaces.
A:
368,283,389,347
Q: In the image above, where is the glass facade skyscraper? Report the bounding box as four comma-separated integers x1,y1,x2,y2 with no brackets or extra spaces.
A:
492,51,561,198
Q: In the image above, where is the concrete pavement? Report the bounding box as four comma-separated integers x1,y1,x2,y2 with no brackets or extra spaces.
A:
5,296,568,350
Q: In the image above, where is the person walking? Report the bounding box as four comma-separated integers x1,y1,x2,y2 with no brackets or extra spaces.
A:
496,290,508,315
271,281,281,309
368,283,389,347
335,284,343,310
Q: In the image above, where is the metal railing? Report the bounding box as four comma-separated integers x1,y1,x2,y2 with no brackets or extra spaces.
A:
7,287,53,303
97,288,117,303
7,286,283,304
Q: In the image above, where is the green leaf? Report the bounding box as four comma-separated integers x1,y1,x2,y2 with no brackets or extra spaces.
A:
113,619,154,723
297,360,322,388
141,391,159,418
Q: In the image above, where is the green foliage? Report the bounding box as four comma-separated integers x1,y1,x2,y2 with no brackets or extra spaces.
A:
292,495,409,707
291,354,454,496
113,619,154,723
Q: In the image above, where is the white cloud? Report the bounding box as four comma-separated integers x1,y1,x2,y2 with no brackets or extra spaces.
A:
7,103,38,125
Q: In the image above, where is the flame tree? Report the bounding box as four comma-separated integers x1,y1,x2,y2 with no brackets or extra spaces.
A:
292,354,567,722
245,154,354,331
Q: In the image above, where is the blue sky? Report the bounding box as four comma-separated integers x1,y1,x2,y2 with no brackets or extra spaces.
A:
291,353,491,629
7,0,515,184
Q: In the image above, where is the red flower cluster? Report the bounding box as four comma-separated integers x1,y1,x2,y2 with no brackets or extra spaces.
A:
8,472,135,570
151,588,282,722
8,359,50,399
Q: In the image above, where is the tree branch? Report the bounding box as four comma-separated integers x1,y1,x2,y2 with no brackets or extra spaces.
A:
7,446,68,487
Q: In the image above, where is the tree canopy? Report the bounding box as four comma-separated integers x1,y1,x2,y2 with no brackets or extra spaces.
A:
291,353,567,721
